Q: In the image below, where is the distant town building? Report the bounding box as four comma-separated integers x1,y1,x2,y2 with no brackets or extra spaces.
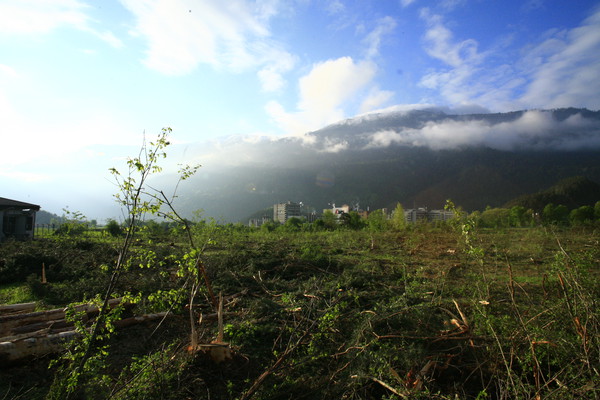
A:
273,201,302,224
357,209,370,219
428,208,455,222
248,216,272,227
404,207,454,223
304,212,319,223
323,203,351,218
0,197,40,241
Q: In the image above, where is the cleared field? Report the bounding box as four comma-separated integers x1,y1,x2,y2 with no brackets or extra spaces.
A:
1,223,598,399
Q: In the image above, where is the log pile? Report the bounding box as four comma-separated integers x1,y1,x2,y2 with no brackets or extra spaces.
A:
0,299,169,364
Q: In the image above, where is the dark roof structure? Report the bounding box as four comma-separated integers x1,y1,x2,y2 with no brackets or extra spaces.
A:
0,197,41,211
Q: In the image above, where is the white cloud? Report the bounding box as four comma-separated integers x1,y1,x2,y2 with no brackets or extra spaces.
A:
356,103,439,116
439,0,467,10
266,57,380,135
0,0,89,34
143,109,600,185
121,0,293,76
365,110,600,151
418,6,600,111
521,0,545,12
326,0,346,15
255,0,284,21
359,88,395,114
0,64,19,79
355,103,490,119
420,9,482,68
94,30,124,49
0,0,123,48
318,139,348,153
363,16,396,59
367,130,404,148
258,69,285,92
517,7,600,110
265,100,311,138
0,88,139,170
400,0,417,7
298,57,376,115
257,48,296,92
0,170,49,183
417,9,493,107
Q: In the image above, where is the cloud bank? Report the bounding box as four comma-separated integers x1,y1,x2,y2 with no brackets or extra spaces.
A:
184,108,600,172
365,110,600,151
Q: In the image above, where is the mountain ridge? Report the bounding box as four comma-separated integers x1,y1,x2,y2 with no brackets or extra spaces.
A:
171,107,600,222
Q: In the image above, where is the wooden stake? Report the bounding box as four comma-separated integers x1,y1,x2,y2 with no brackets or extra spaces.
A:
217,292,223,342
41,263,47,284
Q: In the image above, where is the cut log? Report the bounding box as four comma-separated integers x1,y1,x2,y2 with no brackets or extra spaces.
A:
0,302,37,315
0,325,77,343
0,309,66,336
0,329,51,343
112,312,169,329
0,298,128,336
0,311,172,364
0,330,81,363
11,318,78,335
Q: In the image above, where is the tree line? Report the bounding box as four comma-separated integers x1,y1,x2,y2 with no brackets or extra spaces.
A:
50,199,600,239
470,202,600,228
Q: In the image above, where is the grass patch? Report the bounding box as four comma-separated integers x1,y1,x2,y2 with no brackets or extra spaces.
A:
0,282,36,305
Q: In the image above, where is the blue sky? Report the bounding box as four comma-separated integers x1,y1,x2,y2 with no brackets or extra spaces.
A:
1,0,599,219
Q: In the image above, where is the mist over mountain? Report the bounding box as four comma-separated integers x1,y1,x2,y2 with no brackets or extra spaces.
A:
166,108,600,222
304,107,600,151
